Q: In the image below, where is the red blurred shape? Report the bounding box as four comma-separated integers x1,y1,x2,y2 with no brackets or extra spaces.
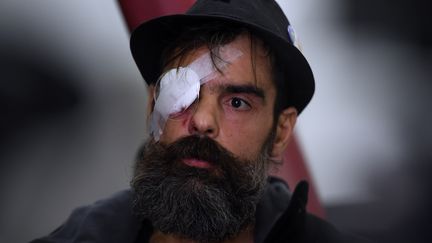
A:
118,0,196,31
117,0,325,219
272,137,326,218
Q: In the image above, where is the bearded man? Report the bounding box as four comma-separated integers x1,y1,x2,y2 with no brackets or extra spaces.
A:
31,0,364,242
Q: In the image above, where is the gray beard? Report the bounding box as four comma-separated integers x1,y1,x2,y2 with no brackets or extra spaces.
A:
131,135,271,242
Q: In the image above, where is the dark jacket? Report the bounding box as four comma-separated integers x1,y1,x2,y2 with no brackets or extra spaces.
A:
31,177,361,243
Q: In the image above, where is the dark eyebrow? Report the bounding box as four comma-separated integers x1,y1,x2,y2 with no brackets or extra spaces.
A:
223,84,266,100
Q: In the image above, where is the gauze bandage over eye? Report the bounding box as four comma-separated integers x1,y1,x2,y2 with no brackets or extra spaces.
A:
150,45,243,141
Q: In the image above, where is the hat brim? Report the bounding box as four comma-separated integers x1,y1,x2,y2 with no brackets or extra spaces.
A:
130,14,314,114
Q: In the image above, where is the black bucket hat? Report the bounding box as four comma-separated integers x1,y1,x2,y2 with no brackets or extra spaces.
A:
130,0,315,114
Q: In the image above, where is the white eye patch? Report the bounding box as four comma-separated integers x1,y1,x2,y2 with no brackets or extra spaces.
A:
150,45,243,141
154,67,200,119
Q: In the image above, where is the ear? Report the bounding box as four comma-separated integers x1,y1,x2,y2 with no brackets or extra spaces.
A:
270,107,298,159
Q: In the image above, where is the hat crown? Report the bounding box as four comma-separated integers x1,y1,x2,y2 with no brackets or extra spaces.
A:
187,0,291,44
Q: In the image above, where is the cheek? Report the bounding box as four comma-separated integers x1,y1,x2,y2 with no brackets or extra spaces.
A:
159,116,191,143
220,119,271,160
181,116,189,127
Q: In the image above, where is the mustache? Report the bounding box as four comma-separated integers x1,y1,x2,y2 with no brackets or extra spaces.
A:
133,135,263,191
162,135,237,167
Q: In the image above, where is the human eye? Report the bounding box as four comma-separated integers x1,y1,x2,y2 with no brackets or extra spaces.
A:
226,97,251,111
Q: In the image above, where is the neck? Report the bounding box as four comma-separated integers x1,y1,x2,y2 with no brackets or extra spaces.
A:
149,226,254,243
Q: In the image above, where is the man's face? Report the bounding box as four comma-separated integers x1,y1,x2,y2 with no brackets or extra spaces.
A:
132,34,290,242
159,34,276,162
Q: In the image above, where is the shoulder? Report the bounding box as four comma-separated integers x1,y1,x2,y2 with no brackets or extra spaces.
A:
30,190,142,243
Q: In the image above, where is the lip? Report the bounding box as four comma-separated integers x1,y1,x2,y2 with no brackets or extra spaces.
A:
182,158,213,169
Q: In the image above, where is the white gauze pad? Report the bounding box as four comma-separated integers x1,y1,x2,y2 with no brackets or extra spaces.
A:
150,46,243,141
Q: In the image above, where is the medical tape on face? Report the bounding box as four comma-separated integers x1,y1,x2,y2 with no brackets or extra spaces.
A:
150,45,243,141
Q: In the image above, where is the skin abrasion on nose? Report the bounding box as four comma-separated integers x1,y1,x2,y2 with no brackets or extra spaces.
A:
150,45,243,141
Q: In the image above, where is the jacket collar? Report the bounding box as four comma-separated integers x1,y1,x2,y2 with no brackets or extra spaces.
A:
255,177,309,243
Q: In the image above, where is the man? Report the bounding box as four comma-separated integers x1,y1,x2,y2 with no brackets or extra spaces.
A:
32,0,362,242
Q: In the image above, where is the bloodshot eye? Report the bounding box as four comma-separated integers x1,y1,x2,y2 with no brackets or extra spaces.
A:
168,108,188,119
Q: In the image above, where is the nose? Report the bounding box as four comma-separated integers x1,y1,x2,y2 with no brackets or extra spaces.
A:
188,94,219,138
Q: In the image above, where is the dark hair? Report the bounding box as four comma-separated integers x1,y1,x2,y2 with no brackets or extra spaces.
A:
159,21,290,122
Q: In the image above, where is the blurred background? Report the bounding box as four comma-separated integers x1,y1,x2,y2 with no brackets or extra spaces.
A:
1,0,431,242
